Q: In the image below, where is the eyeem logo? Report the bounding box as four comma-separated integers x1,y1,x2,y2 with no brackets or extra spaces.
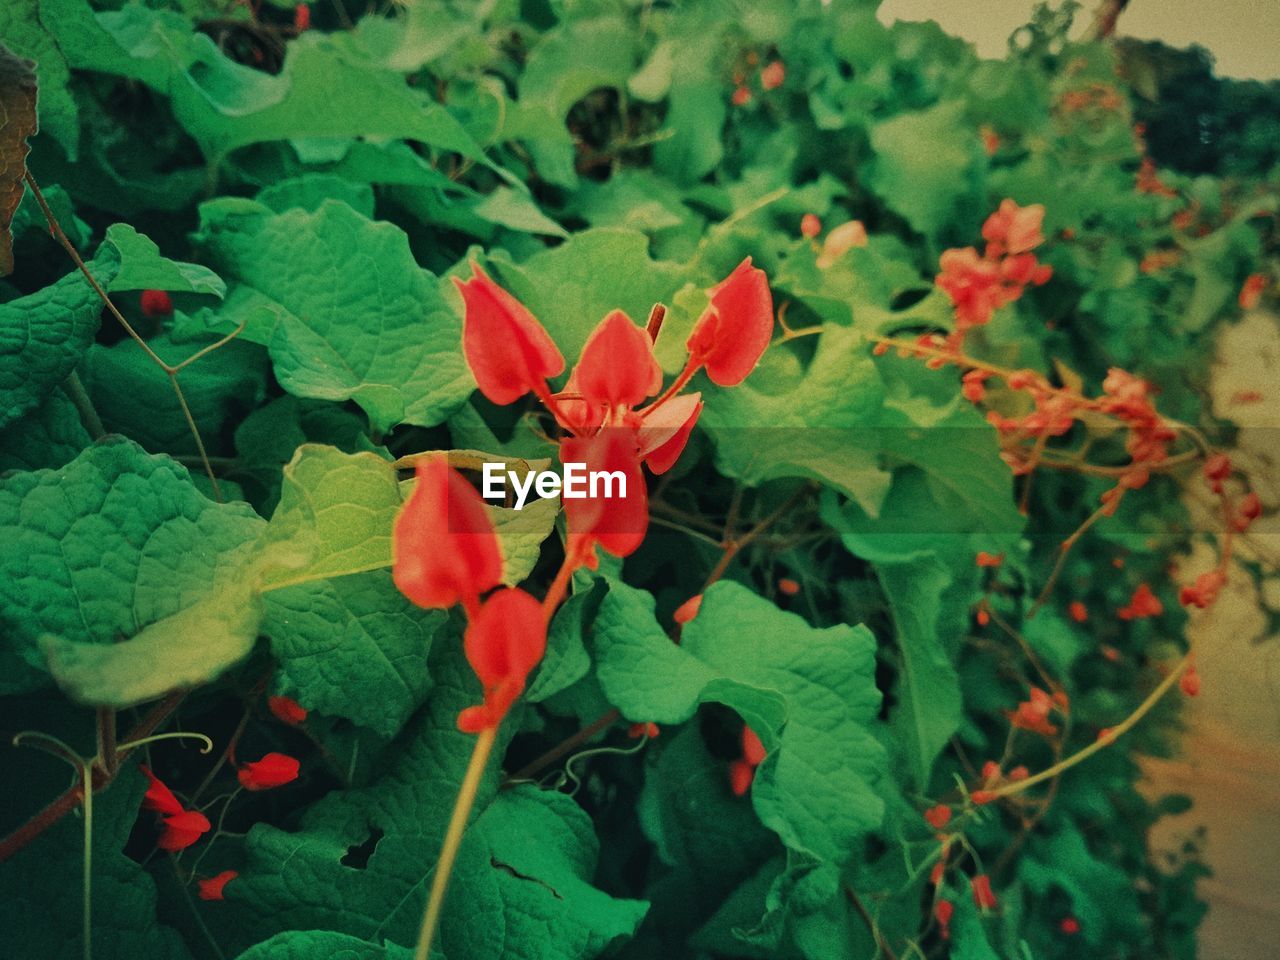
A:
482,462,626,510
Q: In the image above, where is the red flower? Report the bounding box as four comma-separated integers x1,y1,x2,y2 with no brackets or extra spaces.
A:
936,247,1006,330
760,60,785,90
140,289,173,318
975,551,1003,568
456,588,547,733
1009,686,1060,737
982,200,1046,257
141,765,184,816
934,899,954,939
1117,583,1163,620
1202,453,1232,493
572,310,662,416
393,456,502,614
980,760,1000,781
1060,916,1081,935
561,429,648,564
731,85,751,107
293,3,310,31
730,725,767,796
197,870,238,902
686,258,774,386
452,262,565,405
238,753,300,791
673,593,703,624
971,873,998,910
1069,601,1088,623
777,577,800,596
923,804,951,830
800,213,822,239
1239,273,1268,310
159,810,211,851
268,695,307,725
627,722,660,739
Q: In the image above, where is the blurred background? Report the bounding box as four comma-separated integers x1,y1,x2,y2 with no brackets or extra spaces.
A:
881,3,1280,956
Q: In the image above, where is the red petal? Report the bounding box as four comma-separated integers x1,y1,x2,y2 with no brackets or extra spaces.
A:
560,429,648,559
686,258,774,386
139,289,173,318
728,760,754,796
573,310,661,412
197,870,238,901
638,394,701,475
268,695,308,725
140,766,184,816
459,589,547,730
159,810,211,851
741,725,766,766
454,262,564,405
237,753,300,791
393,456,503,611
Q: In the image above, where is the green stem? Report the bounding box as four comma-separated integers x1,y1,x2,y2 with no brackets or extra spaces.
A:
414,725,498,960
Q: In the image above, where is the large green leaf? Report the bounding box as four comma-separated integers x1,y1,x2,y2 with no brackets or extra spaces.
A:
213,638,647,957
0,258,113,429
264,570,444,740
593,580,886,865
0,387,90,472
192,198,471,431
0,438,264,695
0,760,193,959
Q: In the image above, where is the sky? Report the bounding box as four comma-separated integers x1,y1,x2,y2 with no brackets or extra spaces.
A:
877,0,1280,80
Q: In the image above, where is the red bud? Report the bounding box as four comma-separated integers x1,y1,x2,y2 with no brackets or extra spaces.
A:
393,456,502,612
453,262,565,405
686,258,774,386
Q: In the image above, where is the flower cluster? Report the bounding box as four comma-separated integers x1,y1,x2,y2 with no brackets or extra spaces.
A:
392,260,773,733
934,200,1052,342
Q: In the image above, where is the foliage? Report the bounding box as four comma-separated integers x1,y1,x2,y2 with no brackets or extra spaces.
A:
1,1,1274,959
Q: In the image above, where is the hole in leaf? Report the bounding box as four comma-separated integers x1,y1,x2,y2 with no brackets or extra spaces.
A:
341,827,384,869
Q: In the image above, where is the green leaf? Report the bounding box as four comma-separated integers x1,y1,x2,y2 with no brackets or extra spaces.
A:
260,445,403,590
0,0,84,158
867,100,983,241
0,437,264,695
264,570,444,739
98,224,225,297
192,198,472,431
237,932,410,960
526,580,602,703
256,173,376,218
0,256,114,429
875,559,963,790
699,324,891,518
593,580,887,865
0,759,193,959
477,229,687,367
213,639,646,958
0,386,90,472
79,333,268,456
633,724,777,953
41,569,264,707
487,495,561,586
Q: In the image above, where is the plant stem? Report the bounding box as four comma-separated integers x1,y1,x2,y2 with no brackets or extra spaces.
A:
501,708,621,787
986,652,1192,801
63,371,105,440
414,725,498,960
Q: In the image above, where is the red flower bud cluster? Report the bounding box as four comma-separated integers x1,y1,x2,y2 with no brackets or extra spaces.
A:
1008,686,1067,737
936,200,1052,339
1117,583,1163,621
